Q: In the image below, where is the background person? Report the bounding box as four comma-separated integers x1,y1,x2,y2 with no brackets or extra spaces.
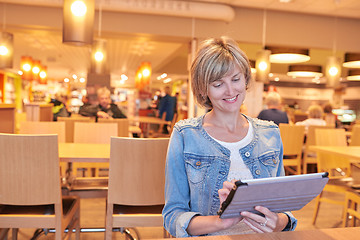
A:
257,92,289,125
295,104,326,132
158,86,176,134
162,36,296,238
79,87,126,120
50,89,71,121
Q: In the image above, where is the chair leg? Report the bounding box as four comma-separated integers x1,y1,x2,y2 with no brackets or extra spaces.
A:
105,203,113,240
312,194,322,225
76,208,81,240
0,229,10,240
11,229,18,240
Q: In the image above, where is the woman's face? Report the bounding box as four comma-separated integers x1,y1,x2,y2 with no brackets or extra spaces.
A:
207,65,246,114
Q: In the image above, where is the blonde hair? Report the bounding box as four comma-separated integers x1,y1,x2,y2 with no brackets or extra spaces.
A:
265,92,282,107
97,87,111,97
190,36,252,108
308,105,323,119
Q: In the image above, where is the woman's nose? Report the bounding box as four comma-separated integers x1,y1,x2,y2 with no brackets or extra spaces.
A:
224,83,234,95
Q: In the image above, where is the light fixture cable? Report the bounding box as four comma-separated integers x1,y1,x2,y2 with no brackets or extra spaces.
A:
98,0,102,37
262,8,267,48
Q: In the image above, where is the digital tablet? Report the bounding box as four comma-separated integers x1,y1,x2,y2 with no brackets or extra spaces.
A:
217,172,329,219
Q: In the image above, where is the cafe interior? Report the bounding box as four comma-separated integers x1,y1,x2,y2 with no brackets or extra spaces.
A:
1,0,360,239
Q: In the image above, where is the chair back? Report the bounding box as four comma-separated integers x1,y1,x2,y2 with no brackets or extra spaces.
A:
279,124,305,175
108,137,169,205
342,191,360,227
74,122,118,144
279,124,305,156
0,134,60,205
315,128,350,178
19,121,66,143
98,118,129,137
58,116,92,143
350,125,360,146
306,125,335,151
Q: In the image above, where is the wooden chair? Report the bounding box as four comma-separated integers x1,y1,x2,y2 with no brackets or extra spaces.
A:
312,128,351,225
303,125,334,174
58,116,93,143
152,113,178,138
19,121,67,176
0,134,80,240
105,137,169,240
19,121,66,143
98,118,130,137
342,191,360,227
279,124,305,175
350,125,360,146
73,122,118,177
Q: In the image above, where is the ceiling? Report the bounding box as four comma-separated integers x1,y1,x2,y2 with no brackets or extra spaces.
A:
2,0,360,89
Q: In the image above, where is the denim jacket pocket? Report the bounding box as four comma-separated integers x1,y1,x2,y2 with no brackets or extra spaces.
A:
258,151,280,168
184,154,214,184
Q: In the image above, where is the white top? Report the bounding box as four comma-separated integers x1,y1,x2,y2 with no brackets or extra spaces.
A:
212,122,254,182
295,118,326,133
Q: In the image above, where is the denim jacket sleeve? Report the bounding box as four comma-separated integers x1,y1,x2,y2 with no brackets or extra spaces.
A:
162,128,200,237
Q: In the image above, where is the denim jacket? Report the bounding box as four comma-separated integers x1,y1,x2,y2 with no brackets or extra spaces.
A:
162,114,297,237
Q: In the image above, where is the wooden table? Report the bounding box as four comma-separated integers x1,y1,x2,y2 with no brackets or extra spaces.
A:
173,227,360,240
129,116,171,137
59,143,110,162
309,146,360,161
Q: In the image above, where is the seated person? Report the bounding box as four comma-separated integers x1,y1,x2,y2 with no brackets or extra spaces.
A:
50,89,71,121
257,92,289,125
79,87,126,120
295,104,326,132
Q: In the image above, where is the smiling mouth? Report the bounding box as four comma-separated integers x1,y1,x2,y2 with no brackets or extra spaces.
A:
224,95,238,102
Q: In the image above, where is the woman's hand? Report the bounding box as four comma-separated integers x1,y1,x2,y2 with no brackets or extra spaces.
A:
240,206,289,233
217,181,243,229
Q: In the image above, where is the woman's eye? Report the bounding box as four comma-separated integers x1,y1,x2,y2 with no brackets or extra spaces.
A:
232,78,240,82
213,82,222,87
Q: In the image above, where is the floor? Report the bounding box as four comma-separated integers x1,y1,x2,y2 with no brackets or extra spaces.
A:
4,166,359,239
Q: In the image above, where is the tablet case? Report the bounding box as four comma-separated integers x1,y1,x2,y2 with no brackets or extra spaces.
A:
217,172,329,219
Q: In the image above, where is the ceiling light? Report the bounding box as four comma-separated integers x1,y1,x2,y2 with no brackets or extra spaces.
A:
0,32,13,68
326,56,341,87
343,52,360,68
265,46,310,64
63,0,94,46
255,49,271,83
287,65,323,78
347,69,360,81
71,1,87,17
91,39,107,74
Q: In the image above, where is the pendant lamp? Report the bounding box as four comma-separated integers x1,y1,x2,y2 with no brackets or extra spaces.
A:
90,39,107,74
343,53,360,68
347,69,360,81
325,56,341,87
287,64,323,78
265,46,310,64
0,32,13,68
20,56,33,81
255,49,271,83
63,0,95,46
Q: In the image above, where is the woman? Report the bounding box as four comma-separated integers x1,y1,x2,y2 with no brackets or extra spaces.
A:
295,104,326,132
162,37,297,237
